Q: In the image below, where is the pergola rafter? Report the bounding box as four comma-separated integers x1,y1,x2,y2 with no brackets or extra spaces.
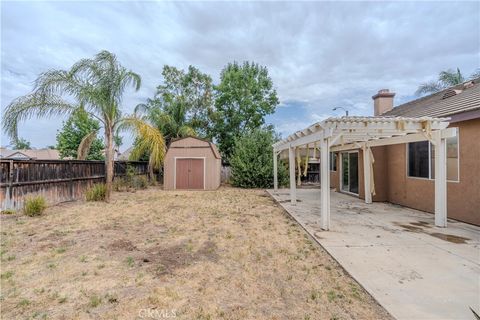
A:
272,116,456,230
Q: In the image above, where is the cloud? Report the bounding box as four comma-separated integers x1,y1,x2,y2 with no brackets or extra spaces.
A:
1,1,479,149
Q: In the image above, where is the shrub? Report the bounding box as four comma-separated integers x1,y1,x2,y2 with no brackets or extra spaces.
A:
23,196,47,216
114,172,149,192
132,175,148,189
1,209,16,215
86,184,106,201
230,128,289,188
113,178,127,192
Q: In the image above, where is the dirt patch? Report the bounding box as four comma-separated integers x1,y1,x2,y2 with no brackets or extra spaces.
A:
430,233,470,244
108,239,138,251
145,241,218,276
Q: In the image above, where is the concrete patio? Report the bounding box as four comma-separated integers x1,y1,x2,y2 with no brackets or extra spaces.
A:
268,188,480,320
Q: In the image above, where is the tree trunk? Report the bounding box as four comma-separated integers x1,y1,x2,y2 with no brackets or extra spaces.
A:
104,126,114,202
148,164,155,182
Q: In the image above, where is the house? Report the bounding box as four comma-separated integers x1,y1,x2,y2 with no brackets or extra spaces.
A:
272,78,480,228
163,137,221,190
0,148,61,160
330,80,480,226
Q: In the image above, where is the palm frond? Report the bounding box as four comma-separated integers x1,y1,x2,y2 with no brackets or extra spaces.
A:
2,92,77,140
120,117,166,170
177,125,196,137
76,130,98,160
439,68,464,86
415,81,444,96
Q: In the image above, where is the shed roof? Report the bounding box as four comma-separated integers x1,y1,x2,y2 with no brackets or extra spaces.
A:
383,78,480,118
168,136,221,159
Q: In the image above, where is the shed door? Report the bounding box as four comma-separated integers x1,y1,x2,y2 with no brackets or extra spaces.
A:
175,158,204,190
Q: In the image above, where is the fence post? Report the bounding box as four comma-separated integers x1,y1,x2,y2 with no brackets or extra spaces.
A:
68,160,73,200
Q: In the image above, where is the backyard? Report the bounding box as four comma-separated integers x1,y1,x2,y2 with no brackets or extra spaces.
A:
0,187,391,319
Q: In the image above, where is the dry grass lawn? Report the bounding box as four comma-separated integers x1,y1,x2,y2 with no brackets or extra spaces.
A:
1,187,391,319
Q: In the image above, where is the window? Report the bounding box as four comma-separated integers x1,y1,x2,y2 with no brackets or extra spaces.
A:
330,152,337,171
407,135,459,181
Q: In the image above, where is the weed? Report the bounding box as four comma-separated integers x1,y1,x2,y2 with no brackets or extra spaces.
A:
89,295,101,308
327,290,337,302
125,256,134,267
1,271,14,279
18,298,30,307
55,247,66,254
5,255,16,261
58,296,67,304
80,255,87,263
1,209,16,215
47,263,56,269
24,196,47,217
86,184,106,201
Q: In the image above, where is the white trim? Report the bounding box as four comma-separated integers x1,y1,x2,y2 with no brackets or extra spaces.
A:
173,157,206,190
406,128,460,183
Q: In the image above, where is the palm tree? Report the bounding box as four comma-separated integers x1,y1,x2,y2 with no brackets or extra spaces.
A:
134,100,196,146
119,116,166,180
416,68,479,96
2,50,141,201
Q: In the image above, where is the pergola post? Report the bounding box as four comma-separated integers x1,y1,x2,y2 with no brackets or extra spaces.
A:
434,131,447,227
320,138,330,230
273,149,278,192
363,145,372,204
288,146,296,204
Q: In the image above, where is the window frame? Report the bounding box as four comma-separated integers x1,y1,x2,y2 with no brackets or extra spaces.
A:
406,133,459,183
330,152,337,172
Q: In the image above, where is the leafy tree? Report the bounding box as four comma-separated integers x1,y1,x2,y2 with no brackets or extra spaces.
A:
2,50,141,201
416,68,479,96
210,61,279,162
136,65,213,142
230,128,288,188
56,108,104,160
11,137,31,149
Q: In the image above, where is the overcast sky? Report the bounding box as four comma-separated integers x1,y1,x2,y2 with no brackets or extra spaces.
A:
1,1,479,151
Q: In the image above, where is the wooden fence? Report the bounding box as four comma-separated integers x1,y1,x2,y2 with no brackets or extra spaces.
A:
0,160,149,210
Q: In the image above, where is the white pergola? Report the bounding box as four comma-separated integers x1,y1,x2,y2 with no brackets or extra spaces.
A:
272,116,456,230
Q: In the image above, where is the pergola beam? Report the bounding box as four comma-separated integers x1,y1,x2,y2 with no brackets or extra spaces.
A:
320,137,330,230
273,149,278,192
288,146,296,204
434,131,447,227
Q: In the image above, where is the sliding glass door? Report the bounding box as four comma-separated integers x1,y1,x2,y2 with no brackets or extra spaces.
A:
341,152,359,195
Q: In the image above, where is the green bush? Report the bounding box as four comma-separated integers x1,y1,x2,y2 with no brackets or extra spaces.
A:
23,196,47,216
230,128,289,188
86,184,106,201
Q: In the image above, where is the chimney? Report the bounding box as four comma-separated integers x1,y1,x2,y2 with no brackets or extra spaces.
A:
372,89,395,116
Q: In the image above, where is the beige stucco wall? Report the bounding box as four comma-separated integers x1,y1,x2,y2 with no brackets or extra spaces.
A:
164,137,221,190
330,118,480,226
385,118,480,225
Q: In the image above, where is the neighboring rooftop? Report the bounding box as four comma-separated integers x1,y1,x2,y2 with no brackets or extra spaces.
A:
0,148,60,160
383,78,480,118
